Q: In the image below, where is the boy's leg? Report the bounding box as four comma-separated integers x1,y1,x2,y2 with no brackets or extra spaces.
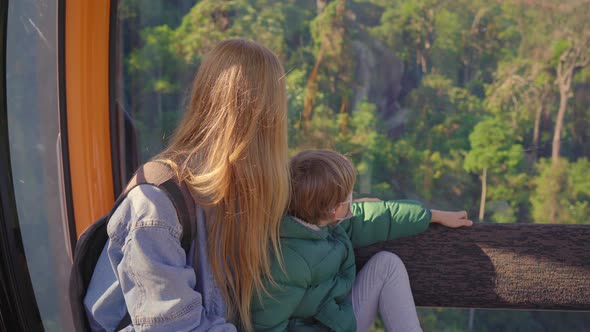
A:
351,251,422,332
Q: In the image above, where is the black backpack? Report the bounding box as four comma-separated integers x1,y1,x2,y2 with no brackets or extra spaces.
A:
69,162,196,331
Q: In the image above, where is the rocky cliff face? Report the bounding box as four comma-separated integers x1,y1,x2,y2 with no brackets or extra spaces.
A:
349,34,407,194
351,36,407,134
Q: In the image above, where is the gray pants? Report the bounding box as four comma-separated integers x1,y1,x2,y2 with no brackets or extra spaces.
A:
352,251,423,332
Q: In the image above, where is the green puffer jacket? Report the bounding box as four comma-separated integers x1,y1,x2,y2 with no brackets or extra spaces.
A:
251,200,432,331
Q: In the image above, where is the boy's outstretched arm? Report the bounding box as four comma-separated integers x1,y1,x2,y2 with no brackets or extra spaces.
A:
354,198,473,228
344,201,473,248
344,200,431,248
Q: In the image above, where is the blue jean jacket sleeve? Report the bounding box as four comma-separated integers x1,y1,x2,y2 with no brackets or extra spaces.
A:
107,184,236,332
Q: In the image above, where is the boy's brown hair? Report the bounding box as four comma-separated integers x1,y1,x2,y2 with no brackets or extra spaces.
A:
288,149,356,224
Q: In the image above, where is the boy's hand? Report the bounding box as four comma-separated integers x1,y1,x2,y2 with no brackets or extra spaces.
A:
430,209,473,228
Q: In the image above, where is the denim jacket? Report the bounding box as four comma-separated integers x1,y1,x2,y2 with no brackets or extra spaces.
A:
84,184,237,332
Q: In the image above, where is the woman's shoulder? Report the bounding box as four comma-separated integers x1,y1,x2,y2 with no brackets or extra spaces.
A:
107,184,183,245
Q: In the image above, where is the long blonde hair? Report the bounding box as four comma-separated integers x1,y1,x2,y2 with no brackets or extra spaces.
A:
156,39,289,331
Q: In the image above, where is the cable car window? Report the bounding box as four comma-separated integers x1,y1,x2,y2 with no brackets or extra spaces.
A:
114,1,590,330
6,0,74,331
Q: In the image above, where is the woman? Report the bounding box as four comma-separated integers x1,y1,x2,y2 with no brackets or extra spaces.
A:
84,39,290,332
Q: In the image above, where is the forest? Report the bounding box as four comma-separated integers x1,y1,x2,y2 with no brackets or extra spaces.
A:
116,0,590,330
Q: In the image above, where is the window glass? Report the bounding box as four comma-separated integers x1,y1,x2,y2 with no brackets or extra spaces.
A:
6,0,74,331
115,1,590,330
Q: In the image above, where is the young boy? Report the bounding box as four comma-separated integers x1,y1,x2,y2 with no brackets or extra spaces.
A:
251,149,472,332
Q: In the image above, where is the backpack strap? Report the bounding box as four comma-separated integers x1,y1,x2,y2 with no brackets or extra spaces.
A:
159,179,193,254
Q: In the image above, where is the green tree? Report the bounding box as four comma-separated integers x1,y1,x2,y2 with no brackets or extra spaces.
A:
370,0,456,76
393,74,482,205
303,0,353,129
464,118,523,221
551,37,589,163
127,24,188,158
531,158,590,224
